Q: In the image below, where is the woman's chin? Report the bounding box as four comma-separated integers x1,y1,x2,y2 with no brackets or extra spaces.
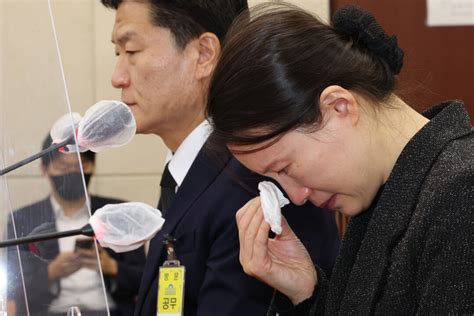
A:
338,204,365,217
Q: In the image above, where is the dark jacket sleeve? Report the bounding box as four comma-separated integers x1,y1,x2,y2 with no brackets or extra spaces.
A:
267,265,329,316
18,250,57,309
192,204,273,315
415,170,474,313
6,207,57,315
7,245,57,314
106,246,146,299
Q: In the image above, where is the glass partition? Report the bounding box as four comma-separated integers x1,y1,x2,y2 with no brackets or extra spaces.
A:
1,1,109,315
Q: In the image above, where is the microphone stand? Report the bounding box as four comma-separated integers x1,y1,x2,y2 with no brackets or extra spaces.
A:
0,224,94,248
0,136,74,176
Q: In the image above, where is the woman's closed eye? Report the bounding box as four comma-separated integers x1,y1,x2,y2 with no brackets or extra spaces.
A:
277,166,289,176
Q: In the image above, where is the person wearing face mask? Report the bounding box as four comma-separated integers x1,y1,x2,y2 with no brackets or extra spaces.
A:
6,135,146,316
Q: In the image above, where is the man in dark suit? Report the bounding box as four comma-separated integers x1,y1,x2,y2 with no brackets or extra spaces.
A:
100,0,340,315
7,135,145,316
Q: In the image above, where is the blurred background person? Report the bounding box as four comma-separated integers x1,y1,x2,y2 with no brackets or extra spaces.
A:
7,135,146,316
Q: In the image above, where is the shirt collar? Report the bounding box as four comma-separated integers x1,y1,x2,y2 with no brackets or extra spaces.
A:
50,195,89,220
166,120,212,187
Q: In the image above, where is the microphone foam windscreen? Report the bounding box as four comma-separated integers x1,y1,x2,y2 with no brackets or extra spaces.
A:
77,100,136,152
50,112,82,144
89,202,165,253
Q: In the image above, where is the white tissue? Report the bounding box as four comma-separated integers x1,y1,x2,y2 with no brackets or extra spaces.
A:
89,202,165,253
258,181,290,235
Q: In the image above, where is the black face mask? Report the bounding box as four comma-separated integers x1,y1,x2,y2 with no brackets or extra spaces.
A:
50,172,92,202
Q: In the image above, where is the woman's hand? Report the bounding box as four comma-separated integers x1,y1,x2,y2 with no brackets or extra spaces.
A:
237,197,317,305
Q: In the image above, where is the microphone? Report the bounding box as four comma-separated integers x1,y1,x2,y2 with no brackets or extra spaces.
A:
0,100,136,176
0,135,75,176
0,202,165,253
59,100,136,153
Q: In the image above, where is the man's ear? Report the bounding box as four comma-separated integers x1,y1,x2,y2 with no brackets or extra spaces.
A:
40,164,48,177
87,163,96,175
194,32,221,80
319,85,360,125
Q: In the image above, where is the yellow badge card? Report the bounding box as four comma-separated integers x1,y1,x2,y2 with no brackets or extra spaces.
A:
157,265,185,316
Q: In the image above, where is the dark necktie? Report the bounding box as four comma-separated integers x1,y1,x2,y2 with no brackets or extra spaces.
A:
158,162,177,215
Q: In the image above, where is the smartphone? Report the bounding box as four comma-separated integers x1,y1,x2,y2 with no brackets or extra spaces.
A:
74,238,94,251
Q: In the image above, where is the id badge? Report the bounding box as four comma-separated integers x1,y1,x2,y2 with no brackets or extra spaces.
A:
157,263,185,316
157,235,185,316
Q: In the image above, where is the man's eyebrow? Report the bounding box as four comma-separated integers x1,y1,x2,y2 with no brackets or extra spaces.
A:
111,30,138,45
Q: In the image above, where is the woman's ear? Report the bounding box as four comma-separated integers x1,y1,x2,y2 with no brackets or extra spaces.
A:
319,85,360,125
194,32,221,80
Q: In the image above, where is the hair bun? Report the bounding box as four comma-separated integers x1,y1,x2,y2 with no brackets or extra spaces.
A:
331,5,404,75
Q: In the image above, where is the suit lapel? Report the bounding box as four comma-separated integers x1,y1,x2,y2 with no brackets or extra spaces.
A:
135,148,232,314
334,101,472,314
38,198,56,223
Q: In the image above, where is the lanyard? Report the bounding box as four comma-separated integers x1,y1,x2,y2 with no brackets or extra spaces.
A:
157,234,185,316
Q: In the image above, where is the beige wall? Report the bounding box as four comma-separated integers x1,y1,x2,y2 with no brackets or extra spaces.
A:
1,0,328,211
1,0,75,214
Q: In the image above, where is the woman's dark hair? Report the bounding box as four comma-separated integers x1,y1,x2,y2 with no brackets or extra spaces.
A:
206,3,404,152
101,0,248,48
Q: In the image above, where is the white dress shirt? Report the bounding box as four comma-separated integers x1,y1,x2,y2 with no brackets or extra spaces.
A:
166,120,212,190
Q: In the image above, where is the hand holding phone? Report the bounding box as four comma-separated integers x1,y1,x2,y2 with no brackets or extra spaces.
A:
75,238,98,270
74,238,94,252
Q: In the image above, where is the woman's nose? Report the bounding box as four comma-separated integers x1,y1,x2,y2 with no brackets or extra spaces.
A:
284,185,311,206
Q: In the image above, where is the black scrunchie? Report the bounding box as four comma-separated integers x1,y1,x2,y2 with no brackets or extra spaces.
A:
331,5,404,75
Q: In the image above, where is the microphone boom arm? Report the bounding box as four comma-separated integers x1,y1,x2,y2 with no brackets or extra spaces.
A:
0,224,94,248
0,136,74,176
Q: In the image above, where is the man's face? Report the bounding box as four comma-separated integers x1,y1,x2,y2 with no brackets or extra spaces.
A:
111,1,203,136
44,154,95,202
44,154,94,177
